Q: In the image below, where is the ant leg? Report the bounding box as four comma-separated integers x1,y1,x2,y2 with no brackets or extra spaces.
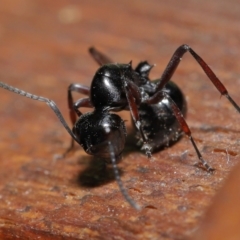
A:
108,142,141,210
68,83,90,126
155,44,240,113
144,91,214,172
0,82,80,144
89,47,113,66
73,98,92,116
65,97,93,154
67,84,91,153
124,80,152,158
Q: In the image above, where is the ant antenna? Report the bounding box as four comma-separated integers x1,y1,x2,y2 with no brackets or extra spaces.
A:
0,81,79,144
108,142,141,210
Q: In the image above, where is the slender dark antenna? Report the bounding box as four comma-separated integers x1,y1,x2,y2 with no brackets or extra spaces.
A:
0,81,79,143
108,142,141,210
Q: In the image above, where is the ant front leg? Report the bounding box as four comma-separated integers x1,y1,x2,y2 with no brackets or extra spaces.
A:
69,97,93,151
155,44,240,113
124,79,152,158
67,84,92,153
144,91,214,172
68,83,90,126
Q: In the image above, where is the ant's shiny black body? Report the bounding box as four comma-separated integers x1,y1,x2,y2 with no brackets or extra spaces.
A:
1,45,240,209
72,60,186,160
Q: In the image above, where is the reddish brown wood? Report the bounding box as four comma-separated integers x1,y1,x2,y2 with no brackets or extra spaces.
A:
193,161,240,239
0,0,240,239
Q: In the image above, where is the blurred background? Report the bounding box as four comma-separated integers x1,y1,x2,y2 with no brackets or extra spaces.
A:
0,0,240,239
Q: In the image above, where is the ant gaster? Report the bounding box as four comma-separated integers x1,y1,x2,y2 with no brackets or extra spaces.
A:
1,45,240,210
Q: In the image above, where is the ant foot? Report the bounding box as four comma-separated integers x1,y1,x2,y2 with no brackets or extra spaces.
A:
141,143,152,158
194,161,215,173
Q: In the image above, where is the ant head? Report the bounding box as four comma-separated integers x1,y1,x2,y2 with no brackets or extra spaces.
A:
73,110,126,159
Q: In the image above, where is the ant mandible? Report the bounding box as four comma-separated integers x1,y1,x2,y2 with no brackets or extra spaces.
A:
1,44,240,210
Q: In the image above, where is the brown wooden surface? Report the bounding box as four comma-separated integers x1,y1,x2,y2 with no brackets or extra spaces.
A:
0,0,240,239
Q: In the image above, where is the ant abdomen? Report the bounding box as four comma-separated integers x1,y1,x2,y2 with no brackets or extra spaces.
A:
73,110,127,159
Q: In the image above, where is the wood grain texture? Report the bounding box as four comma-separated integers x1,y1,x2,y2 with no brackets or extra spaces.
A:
0,0,240,239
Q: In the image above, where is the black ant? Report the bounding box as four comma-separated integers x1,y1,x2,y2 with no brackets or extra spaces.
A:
1,45,240,210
